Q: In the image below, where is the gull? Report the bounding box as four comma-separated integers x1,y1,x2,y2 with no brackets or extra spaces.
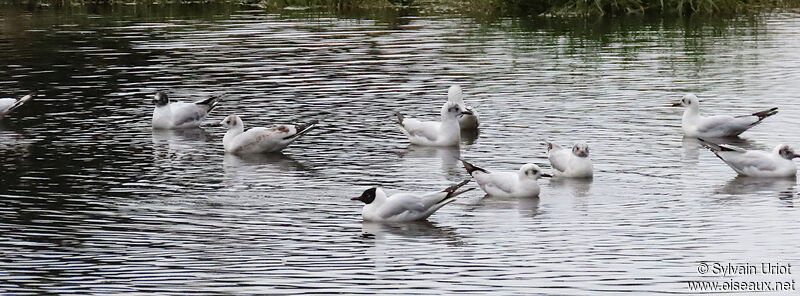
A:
698,138,798,177
0,93,35,117
462,160,550,198
151,91,221,129
351,179,474,222
671,93,778,138
447,85,479,129
544,141,593,178
220,114,318,154
395,101,473,146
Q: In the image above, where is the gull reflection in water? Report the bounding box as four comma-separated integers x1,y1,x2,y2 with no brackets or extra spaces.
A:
466,194,542,218
151,128,213,161
361,220,464,246
460,128,480,145
717,176,797,202
548,177,593,198
396,145,462,177
223,152,311,171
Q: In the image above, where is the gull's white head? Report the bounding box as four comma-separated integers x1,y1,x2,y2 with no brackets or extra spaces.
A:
220,114,243,129
775,144,800,160
440,101,472,120
572,142,590,158
672,93,699,109
518,163,551,180
154,91,170,107
448,85,464,105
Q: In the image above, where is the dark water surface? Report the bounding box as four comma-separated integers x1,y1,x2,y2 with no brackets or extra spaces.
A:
2,6,800,294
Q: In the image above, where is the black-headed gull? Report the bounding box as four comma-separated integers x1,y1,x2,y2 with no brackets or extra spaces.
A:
545,141,593,178
698,138,798,177
0,93,34,117
395,101,473,146
447,85,479,129
151,91,221,129
461,160,550,198
220,114,318,154
671,93,778,138
351,179,474,222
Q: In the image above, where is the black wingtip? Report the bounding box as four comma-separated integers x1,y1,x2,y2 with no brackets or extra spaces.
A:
752,107,779,121
696,137,735,152
283,120,319,140
439,179,473,202
461,159,487,175
394,111,404,126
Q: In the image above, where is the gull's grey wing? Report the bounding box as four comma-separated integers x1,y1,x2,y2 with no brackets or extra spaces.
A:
548,148,570,173
377,193,427,219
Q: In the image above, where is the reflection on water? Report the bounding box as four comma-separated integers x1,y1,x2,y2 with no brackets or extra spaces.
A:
396,145,462,177
717,175,797,196
362,220,465,245
1,6,800,295
549,177,593,198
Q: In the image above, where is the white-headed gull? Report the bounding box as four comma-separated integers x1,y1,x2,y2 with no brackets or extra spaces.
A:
151,91,221,129
698,138,798,177
351,179,474,222
545,141,594,178
220,114,317,154
447,85,479,129
395,101,473,146
671,93,778,138
462,160,550,198
0,93,34,117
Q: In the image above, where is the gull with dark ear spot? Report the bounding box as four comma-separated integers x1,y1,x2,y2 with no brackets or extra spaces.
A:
395,101,472,146
462,159,549,198
697,138,798,177
351,179,474,222
151,91,222,129
544,140,593,178
447,85,479,129
220,114,318,154
0,92,35,117
670,93,778,138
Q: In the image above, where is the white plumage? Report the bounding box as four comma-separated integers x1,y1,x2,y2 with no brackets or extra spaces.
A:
462,160,550,198
395,101,472,147
545,141,593,178
151,91,221,129
698,138,798,177
220,114,317,154
0,93,34,117
447,85,479,129
672,93,778,138
351,180,474,222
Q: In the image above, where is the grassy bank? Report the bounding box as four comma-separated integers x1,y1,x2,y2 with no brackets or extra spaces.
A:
1,0,798,16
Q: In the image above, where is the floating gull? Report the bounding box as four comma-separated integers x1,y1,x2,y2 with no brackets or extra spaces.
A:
447,85,479,129
698,138,798,177
462,160,550,198
671,93,778,138
151,91,221,129
0,93,35,117
351,179,474,222
544,141,593,178
220,114,317,154
395,101,472,146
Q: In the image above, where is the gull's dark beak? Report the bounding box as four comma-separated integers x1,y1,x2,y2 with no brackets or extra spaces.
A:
461,110,474,116
669,102,682,107
350,197,361,201
541,173,553,178
793,153,800,159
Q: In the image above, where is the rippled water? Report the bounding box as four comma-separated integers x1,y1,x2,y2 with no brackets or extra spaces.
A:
2,7,800,294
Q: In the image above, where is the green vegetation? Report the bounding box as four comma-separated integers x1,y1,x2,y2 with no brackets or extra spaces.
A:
1,0,798,17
